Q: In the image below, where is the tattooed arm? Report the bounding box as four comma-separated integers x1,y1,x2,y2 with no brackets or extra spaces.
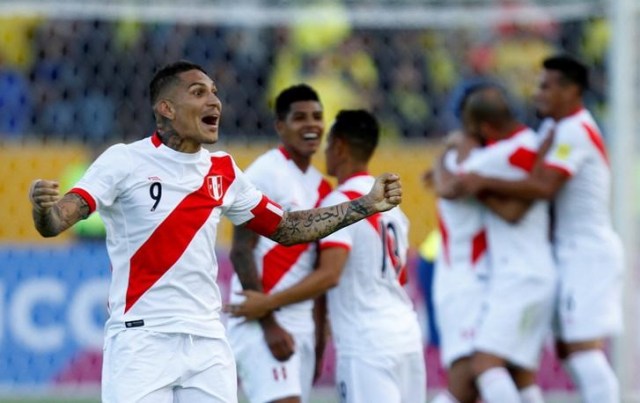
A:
29,179,90,237
269,173,402,246
229,225,262,292
230,219,296,362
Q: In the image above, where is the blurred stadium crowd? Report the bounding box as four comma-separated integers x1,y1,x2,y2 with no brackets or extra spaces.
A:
0,7,609,145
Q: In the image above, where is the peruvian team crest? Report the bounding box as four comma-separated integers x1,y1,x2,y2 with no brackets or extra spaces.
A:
207,175,224,200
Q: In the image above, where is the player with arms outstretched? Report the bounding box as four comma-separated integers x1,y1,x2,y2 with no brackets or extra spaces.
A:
28,61,403,403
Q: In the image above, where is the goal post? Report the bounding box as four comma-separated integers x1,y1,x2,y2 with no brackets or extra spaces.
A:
609,0,640,400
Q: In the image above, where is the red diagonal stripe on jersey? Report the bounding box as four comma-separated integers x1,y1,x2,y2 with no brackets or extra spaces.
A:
508,147,537,172
582,122,609,166
262,243,310,293
471,229,487,266
437,211,450,267
341,191,381,233
316,179,333,207
125,155,235,313
261,179,332,293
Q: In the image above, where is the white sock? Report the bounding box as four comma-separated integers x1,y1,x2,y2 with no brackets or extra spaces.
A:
430,391,460,403
519,384,545,403
476,367,520,403
565,350,619,403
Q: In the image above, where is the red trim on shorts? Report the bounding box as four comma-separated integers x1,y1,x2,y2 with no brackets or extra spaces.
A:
125,155,235,313
68,188,97,214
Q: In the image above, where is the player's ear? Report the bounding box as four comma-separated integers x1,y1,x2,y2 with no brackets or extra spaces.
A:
156,99,176,121
335,137,349,157
274,119,285,136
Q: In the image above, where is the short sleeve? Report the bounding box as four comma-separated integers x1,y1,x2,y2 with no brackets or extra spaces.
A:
223,160,283,235
544,123,589,177
70,144,131,213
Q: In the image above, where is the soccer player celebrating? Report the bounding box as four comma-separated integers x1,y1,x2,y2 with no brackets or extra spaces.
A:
226,110,426,403
458,54,624,403
436,84,557,403
430,127,489,403
226,84,332,403
28,61,403,403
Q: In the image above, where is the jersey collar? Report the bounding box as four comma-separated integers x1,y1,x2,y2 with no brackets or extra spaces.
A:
340,171,369,184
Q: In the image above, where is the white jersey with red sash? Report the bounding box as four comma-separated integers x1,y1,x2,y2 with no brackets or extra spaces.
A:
227,147,332,334
70,133,283,340
319,173,422,357
540,108,623,340
462,126,557,369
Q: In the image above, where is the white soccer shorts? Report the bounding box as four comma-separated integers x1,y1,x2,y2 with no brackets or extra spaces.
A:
435,282,486,368
473,271,556,370
555,240,624,342
102,329,237,403
228,321,315,403
335,350,426,403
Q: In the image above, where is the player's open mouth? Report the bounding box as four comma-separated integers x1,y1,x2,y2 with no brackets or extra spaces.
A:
201,115,219,127
303,132,319,140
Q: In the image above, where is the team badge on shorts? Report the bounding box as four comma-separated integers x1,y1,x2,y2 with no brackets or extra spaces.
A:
207,175,224,200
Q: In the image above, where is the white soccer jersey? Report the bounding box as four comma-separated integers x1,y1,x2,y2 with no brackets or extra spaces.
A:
70,133,283,340
436,149,489,278
463,127,555,282
434,149,489,367
462,127,557,369
319,174,423,357
539,108,624,340
539,108,621,257
228,147,332,334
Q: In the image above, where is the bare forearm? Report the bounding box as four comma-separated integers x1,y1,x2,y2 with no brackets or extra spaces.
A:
268,269,338,310
271,199,373,246
481,176,553,201
480,195,531,223
32,194,89,237
230,227,262,291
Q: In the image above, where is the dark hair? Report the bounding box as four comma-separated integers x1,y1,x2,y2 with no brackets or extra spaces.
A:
274,84,321,120
149,60,207,105
543,54,589,92
463,86,514,130
330,109,379,162
452,79,500,121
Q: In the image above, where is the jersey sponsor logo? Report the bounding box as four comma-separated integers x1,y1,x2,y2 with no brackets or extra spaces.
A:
207,175,224,200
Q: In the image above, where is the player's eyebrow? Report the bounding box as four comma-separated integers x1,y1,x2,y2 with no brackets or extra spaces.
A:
187,81,217,92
